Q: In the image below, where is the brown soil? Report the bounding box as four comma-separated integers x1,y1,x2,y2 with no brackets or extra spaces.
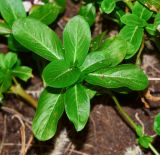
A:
0,0,160,155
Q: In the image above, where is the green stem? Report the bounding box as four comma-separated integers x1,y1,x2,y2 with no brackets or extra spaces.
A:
108,91,137,130
108,91,160,155
136,37,144,65
10,84,37,108
149,144,160,155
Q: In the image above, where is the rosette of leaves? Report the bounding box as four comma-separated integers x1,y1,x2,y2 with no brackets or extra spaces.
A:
0,52,32,101
0,0,66,51
12,15,148,141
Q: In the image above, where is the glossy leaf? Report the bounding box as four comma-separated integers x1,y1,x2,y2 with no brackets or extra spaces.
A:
119,26,144,59
12,66,32,81
3,53,18,69
85,64,148,91
0,0,26,26
121,14,147,27
65,84,90,131
90,31,106,51
29,3,60,25
43,60,81,88
78,3,96,26
32,88,64,141
138,136,153,148
0,22,11,35
154,113,160,135
80,50,111,74
12,18,64,61
98,36,127,66
63,15,91,67
132,1,153,21
145,24,157,36
101,0,116,14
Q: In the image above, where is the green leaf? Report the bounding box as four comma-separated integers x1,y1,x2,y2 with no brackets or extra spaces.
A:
0,0,26,26
138,135,153,148
12,18,64,61
85,64,148,91
78,3,96,26
55,0,66,13
101,0,116,14
12,66,32,81
145,24,157,36
80,50,111,74
32,88,64,141
0,22,11,35
121,14,147,27
132,1,153,21
119,26,144,59
98,36,127,66
4,53,18,69
135,125,143,137
0,70,12,93
154,113,160,135
65,84,90,131
90,31,106,51
43,60,81,88
155,13,160,26
29,3,60,25
63,15,91,67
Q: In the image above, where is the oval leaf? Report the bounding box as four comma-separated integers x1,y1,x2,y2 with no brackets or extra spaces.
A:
119,26,144,59
12,18,64,61
85,64,148,91
29,3,60,25
121,14,147,27
101,0,116,14
63,15,91,67
65,84,90,131
43,60,81,88
0,22,11,35
78,3,96,26
132,1,153,21
32,88,64,141
0,0,26,26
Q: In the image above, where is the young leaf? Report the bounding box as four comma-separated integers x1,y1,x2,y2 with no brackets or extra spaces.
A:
65,84,90,131
98,36,127,66
119,26,144,59
43,60,81,88
12,18,64,61
138,135,153,148
0,22,11,35
121,14,147,27
0,0,26,26
154,113,160,135
12,66,32,81
80,50,111,74
4,53,18,69
29,3,60,25
85,64,148,91
100,0,116,14
78,3,96,26
32,88,64,141
63,15,91,67
132,1,153,21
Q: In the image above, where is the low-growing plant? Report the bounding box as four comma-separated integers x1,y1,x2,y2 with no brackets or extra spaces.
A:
12,15,148,141
0,52,37,107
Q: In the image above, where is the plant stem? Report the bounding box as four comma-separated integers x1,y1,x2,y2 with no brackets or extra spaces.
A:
123,0,133,10
108,91,160,155
136,37,144,65
149,144,160,155
108,91,137,130
10,84,37,108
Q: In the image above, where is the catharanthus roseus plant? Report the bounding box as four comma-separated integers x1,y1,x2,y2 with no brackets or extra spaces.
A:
11,15,149,141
